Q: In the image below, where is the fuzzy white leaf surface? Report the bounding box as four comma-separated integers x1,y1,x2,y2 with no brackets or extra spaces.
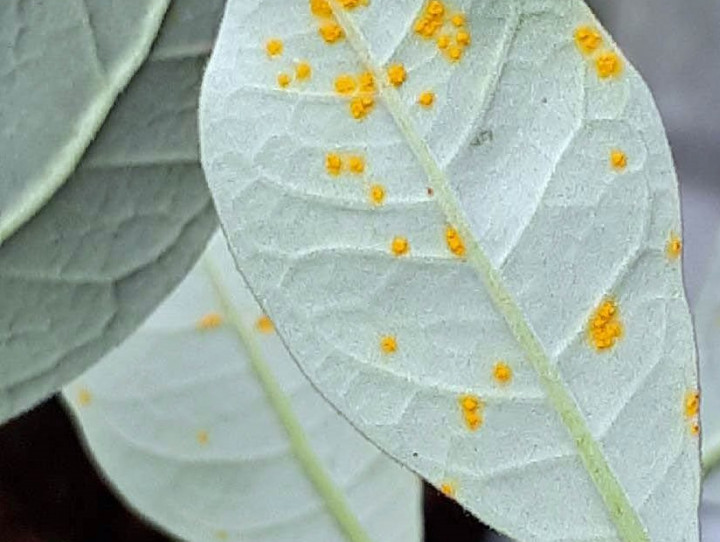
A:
64,233,422,542
199,1,700,541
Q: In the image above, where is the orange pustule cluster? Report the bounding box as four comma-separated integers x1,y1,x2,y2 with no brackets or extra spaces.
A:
414,1,471,63
589,299,623,351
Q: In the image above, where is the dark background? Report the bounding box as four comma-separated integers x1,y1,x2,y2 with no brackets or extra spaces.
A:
1,2,719,541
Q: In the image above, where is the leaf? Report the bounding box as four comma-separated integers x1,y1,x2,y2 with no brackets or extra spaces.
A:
0,0,224,423
63,232,422,542
199,1,700,541
0,0,170,242
696,228,720,505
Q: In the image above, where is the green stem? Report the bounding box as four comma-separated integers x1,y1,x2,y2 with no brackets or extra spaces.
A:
203,258,374,542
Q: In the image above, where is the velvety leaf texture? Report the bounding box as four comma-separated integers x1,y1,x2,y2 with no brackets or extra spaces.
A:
0,0,223,423
199,1,700,541
64,233,422,542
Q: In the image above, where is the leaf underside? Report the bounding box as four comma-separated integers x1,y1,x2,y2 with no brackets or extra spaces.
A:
200,1,700,541
0,0,223,424
64,233,422,542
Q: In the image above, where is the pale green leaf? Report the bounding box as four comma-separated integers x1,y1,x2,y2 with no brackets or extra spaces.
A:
0,0,170,242
199,1,700,541
0,0,223,423
63,232,422,542
697,228,720,504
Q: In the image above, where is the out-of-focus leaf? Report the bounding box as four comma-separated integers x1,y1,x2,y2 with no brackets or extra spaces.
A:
63,233,422,542
0,0,224,423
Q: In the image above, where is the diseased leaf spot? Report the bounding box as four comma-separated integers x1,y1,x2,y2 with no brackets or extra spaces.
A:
310,0,333,17
458,394,484,431
492,362,513,385
335,74,358,95
265,38,284,57
574,26,603,55
387,64,407,87
685,390,700,418
667,232,683,261
369,184,386,205
610,149,628,171
348,155,366,174
427,187,434,197
337,0,369,9
440,481,456,498
296,61,312,81
450,14,465,27
380,335,398,354
256,315,275,334
358,71,376,93
391,236,410,256
350,96,375,119
588,299,623,351
595,51,623,79
418,91,436,108
215,530,229,541
445,226,466,257
319,21,345,43
277,72,292,88
436,34,451,50
690,421,700,436
197,312,224,330
77,388,93,407
326,153,343,176
196,430,210,446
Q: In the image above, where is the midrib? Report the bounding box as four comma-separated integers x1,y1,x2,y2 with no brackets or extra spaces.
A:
202,257,374,542
330,3,649,540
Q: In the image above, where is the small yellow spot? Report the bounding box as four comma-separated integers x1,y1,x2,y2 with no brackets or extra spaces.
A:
350,96,375,120
310,0,332,17
448,46,463,62
325,153,343,176
685,390,700,418
418,91,435,108
574,26,603,55
196,430,210,445
436,34,451,49
595,51,623,79
690,421,700,436
277,72,292,88
380,335,397,354
667,232,683,261
588,299,624,351
77,388,93,407
456,30,471,47
451,14,465,27
348,155,365,174
610,149,628,171
266,38,283,57
256,315,275,334
197,312,224,330
358,71,375,93
387,64,407,87
338,0,368,9
296,61,312,81
215,531,229,541
369,184,386,206
493,362,513,385
458,393,484,431
440,482,456,498
445,226,465,257
427,0,445,17
391,236,410,256
334,74,357,95
319,22,345,43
